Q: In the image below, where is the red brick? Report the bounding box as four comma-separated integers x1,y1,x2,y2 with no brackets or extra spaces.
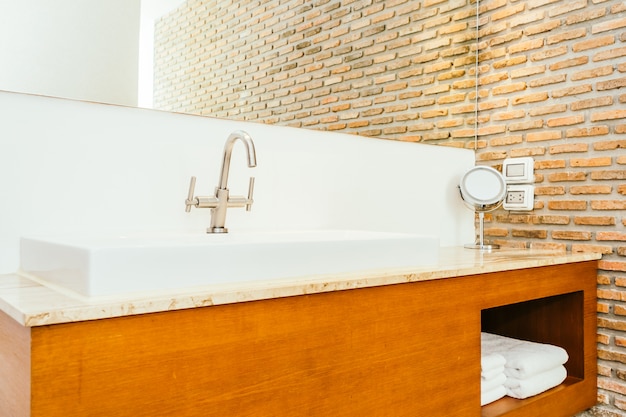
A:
552,84,593,98
592,200,626,210
597,232,626,242
547,200,587,210
511,65,546,78
535,160,566,169
493,56,527,69
571,96,613,110
547,28,586,45
573,34,614,52
570,185,612,195
530,74,567,88
492,110,526,121
531,45,567,61
597,332,611,344
552,230,591,240
572,65,614,81
599,372,626,395
489,135,524,146
597,289,624,301
598,77,626,91
594,140,626,151
530,242,566,251
548,172,587,182
549,143,589,154
574,216,616,226
549,56,589,70
510,147,546,157
536,186,566,196
599,260,626,272
527,131,562,141
525,20,560,36
566,126,609,138
512,229,548,239
566,8,608,25
572,244,613,254
591,170,626,180
546,115,584,127
492,2,526,21
592,17,626,34
537,215,570,224
549,0,586,16
570,157,612,167
492,82,527,96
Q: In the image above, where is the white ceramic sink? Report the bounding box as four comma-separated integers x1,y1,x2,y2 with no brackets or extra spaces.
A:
19,230,439,297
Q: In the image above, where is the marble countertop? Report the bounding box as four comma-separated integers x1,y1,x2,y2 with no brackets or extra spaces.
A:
0,247,601,327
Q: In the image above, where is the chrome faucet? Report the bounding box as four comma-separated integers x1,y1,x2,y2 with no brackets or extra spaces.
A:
185,130,257,233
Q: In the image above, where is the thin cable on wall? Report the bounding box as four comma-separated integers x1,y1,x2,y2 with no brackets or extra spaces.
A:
474,0,479,151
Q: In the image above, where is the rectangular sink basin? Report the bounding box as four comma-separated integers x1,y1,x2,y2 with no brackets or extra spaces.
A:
19,230,438,297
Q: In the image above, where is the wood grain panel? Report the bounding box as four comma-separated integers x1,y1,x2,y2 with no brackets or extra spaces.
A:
30,278,481,417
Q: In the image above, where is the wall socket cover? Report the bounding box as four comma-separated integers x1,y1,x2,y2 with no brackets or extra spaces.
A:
502,157,534,184
503,184,534,211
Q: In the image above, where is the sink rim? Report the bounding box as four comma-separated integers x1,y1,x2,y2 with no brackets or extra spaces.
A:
19,229,440,299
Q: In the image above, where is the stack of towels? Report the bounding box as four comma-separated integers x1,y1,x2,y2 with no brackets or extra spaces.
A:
481,349,507,405
481,332,569,405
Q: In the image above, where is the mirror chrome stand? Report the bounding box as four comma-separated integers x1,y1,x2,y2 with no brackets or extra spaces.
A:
465,212,500,251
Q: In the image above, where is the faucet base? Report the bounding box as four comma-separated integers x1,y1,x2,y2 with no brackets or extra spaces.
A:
207,227,228,234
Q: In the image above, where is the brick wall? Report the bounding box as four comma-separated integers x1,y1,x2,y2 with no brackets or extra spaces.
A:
477,1,626,415
154,0,626,415
153,0,478,144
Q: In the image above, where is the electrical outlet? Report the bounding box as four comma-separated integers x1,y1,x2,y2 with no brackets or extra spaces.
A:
503,184,534,211
507,190,526,203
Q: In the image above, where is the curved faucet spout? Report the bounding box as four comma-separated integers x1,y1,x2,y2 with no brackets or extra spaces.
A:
218,130,257,190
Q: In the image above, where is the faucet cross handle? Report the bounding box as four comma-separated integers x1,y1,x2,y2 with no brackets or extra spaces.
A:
185,176,198,213
246,177,255,211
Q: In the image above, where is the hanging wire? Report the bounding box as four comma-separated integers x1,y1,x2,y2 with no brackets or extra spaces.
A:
474,0,480,151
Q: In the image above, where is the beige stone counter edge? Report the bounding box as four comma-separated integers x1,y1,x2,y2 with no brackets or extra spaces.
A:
0,247,601,327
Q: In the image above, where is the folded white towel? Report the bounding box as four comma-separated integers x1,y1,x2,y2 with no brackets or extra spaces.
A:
482,365,505,380
505,365,567,399
481,372,507,393
481,385,506,406
482,352,506,372
481,332,568,379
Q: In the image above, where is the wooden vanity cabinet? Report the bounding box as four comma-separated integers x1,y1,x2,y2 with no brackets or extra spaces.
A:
0,261,597,417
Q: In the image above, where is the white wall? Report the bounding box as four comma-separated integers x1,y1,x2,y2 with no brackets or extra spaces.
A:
0,0,140,106
139,0,188,107
0,91,475,274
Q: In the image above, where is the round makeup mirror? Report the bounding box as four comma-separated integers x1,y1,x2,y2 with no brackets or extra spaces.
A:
458,166,506,250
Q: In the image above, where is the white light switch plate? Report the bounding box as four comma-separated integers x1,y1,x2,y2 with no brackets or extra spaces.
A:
503,184,534,211
502,157,534,184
